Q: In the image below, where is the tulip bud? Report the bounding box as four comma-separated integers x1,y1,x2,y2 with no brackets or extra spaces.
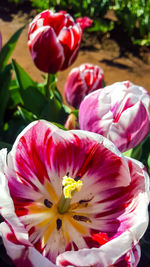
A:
76,17,93,29
28,10,82,73
79,81,150,152
64,113,78,130
65,63,105,108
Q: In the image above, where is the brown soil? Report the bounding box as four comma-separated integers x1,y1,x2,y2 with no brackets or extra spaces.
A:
0,2,150,106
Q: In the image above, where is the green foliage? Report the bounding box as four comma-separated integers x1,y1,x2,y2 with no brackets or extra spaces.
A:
113,0,150,45
0,26,24,71
6,0,150,45
88,19,114,33
0,65,11,123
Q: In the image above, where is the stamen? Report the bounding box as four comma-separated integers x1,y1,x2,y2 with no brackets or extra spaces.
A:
79,196,94,204
74,175,81,181
73,215,91,223
44,199,53,208
56,218,62,231
62,176,83,199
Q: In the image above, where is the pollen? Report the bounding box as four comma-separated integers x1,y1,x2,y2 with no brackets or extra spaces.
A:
62,176,83,199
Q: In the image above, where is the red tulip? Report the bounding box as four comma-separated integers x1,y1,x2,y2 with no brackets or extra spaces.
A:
28,10,82,73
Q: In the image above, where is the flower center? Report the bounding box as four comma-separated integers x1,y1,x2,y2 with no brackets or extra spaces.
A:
58,176,83,214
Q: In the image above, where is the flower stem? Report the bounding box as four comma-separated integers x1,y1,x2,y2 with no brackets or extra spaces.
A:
46,73,51,99
45,73,57,99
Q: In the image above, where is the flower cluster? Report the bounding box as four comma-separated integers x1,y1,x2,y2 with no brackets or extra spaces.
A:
0,8,149,267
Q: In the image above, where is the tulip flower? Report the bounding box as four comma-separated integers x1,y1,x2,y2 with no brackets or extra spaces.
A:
0,120,149,266
65,63,105,108
28,10,82,73
79,81,150,152
76,17,93,29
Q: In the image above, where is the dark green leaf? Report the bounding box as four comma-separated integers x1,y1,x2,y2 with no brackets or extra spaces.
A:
130,143,142,160
9,79,23,108
12,59,47,116
40,97,62,121
0,64,11,122
16,106,38,123
0,141,12,151
0,26,24,71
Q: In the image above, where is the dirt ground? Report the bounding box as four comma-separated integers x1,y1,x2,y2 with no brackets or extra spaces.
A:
0,3,150,105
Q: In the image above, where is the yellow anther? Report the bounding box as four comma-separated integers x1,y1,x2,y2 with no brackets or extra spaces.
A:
62,176,83,199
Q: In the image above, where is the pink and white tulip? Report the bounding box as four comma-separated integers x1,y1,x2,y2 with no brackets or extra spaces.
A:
28,10,82,73
0,120,149,266
79,81,150,152
65,63,104,108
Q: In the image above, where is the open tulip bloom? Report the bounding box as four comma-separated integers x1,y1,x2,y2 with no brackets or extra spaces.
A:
79,81,150,153
65,63,105,108
0,120,149,266
28,10,82,74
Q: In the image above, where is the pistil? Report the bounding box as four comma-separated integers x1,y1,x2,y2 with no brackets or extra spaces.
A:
58,176,83,214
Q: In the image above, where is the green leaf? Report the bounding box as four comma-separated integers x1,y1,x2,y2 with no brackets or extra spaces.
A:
0,26,24,71
12,59,47,116
16,106,38,123
71,109,79,119
11,59,70,123
123,148,133,157
88,19,114,33
0,64,11,123
131,143,142,160
139,133,150,173
1,116,26,144
52,122,68,130
9,79,23,108
0,141,12,151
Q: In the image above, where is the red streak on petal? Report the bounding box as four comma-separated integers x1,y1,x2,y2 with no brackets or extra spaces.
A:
113,99,134,123
46,136,53,167
59,259,73,266
75,138,99,177
92,232,109,246
15,206,29,217
7,233,20,245
34,239,43,253
31,145,48,184
84,236,99,248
